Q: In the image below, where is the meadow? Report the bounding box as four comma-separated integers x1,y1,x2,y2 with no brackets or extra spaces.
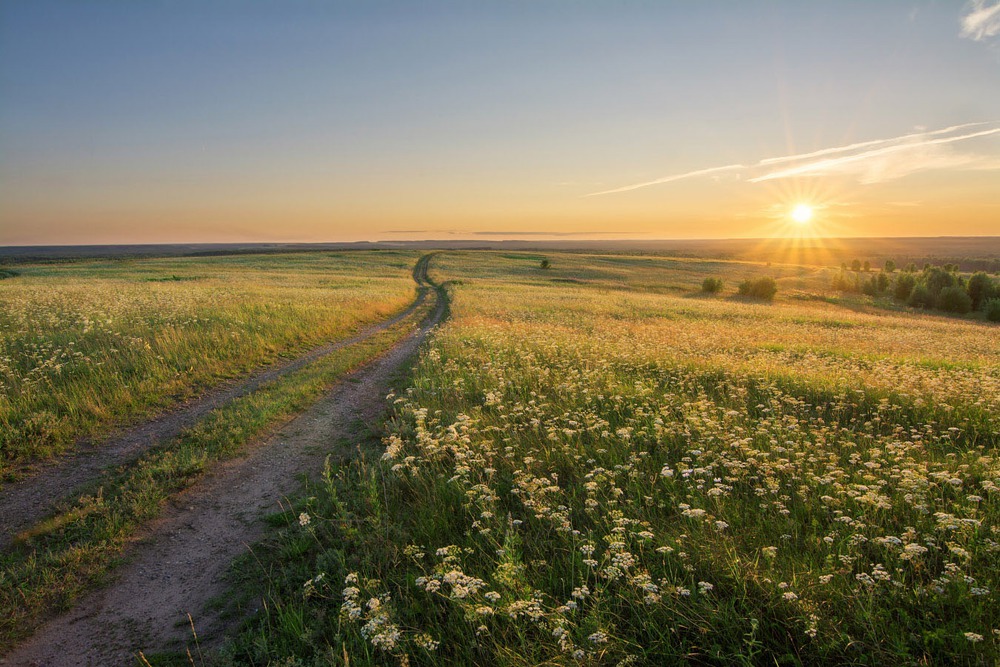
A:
0,251,417,477
232,251,1000,665
0,250,434,646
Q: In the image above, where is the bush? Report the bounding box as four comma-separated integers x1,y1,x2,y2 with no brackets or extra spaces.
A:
967,272,996,310
701,277,723,294
894,273,916,301
540,258,550,270
738,276,777,301
922,266,955,298
883,259,896,273
876,272,890,293
937,286,972,314
984,298,1000,322
832,270,857,293
908,284,932,309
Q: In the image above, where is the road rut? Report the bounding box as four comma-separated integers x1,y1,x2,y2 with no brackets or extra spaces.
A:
3,258,446,665
0,255,434,550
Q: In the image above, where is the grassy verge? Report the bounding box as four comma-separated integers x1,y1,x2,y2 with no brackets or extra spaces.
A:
0,297,432,648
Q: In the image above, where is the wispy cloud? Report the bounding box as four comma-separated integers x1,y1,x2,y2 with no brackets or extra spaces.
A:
749,125,1000,183
961,0,1000,41
586,122,1000,196
755,122,991,166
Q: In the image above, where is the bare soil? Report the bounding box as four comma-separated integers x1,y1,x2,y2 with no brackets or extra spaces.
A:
0,257,431,550
2,276,445,666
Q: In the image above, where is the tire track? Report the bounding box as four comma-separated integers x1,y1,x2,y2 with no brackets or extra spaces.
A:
0,254,434,550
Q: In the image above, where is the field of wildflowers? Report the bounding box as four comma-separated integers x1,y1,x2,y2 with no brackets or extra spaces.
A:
0,251,416,475
233,252,999,665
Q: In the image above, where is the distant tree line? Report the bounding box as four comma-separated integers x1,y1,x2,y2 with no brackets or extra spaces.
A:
833,260,1000,321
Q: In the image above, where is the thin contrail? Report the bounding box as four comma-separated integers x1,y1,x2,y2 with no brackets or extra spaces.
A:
585,164,745,197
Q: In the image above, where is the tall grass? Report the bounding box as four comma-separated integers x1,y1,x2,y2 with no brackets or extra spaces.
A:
0,251,417,474
0,299,432,648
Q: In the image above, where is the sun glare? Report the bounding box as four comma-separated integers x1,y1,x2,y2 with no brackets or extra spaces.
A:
791,204,813,224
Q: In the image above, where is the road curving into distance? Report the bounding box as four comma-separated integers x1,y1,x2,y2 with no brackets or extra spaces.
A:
0,253,438,551
6,252,450,664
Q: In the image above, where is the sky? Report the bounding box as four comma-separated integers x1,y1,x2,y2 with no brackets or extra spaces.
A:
1,1,999,245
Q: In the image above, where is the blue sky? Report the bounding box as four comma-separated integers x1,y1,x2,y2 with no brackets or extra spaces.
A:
1,1,999,243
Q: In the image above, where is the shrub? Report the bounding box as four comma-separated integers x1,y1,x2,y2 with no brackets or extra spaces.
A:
738,276,777,301
922,266,955,298
540,258,550,270
937,286,972,314
876,272,889,293
701,277,723,294
967,272,996,310
832,270,856,293
908,284,932,309
883,259,895,273
894,273,916,301
984,298,1000,322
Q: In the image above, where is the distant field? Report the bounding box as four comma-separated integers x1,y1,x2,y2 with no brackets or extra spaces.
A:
0,251,417,475
4,236,999,272
236,251,1000,665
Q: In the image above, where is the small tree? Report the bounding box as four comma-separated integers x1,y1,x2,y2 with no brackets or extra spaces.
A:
851,259,862,272
701,277,723,294
540,258,551,270
894,273,916,301
863,260,871,272
832,270,855,292
883,259,896,273
967,272,995,310
876,272,889,293
908,284,933,309
922,266,956,300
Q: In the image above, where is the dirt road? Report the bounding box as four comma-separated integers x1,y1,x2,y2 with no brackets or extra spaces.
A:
0,254,434,550
3,256,446,665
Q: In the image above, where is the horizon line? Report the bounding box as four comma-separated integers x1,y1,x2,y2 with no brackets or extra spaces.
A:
3,233,1000,250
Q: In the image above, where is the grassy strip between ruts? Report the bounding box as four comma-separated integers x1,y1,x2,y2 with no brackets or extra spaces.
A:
0,296,432,649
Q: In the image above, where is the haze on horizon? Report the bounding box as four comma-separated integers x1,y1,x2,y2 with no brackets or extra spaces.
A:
1,1,999,246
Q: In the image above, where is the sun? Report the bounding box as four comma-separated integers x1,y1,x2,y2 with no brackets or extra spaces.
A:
791,204,813,224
